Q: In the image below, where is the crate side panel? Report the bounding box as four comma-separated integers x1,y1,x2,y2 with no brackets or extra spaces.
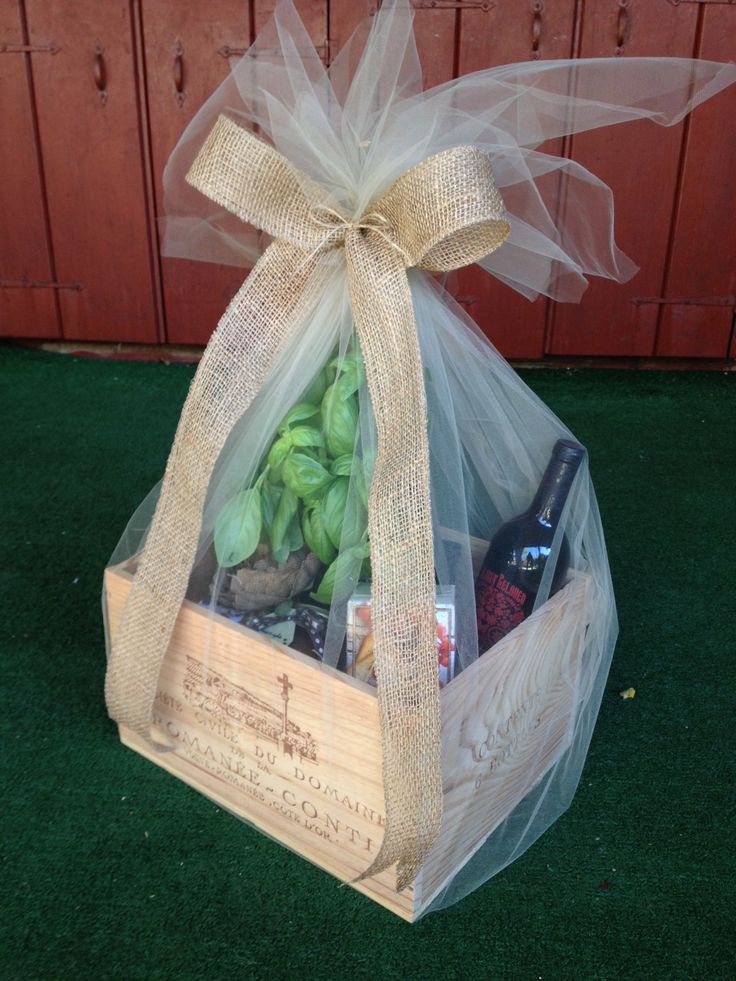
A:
416,576,588,912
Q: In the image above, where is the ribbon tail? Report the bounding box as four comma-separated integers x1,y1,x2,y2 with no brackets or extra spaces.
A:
344,228,443,891
105,241,325,747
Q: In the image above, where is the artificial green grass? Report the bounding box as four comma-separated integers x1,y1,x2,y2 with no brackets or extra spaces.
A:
1,345,734,980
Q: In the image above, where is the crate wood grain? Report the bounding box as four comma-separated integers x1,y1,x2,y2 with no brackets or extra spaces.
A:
104,562,589,921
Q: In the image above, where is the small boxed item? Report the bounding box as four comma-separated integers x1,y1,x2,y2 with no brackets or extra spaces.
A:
346,585,456,687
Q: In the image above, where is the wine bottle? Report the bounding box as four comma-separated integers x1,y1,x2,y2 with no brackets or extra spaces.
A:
475,439,585,651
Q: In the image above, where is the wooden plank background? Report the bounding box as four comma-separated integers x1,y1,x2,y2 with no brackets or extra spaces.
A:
22,0,161,342
1,0,734,361
0,0,60,338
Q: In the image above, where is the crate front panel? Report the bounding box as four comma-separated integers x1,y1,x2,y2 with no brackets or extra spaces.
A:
104,564,416,919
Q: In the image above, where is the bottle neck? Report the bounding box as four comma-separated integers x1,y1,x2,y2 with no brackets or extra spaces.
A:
529,456,582,527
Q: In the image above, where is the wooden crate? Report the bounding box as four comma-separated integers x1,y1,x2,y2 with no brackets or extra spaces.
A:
104,561,589,921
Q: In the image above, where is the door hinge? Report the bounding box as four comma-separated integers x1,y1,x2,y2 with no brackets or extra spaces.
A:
0,279,84,291
217,44,245,58
412,1,496,9
219,40,335,66
631,295,736,307
0,41,60,55
667,1,736,6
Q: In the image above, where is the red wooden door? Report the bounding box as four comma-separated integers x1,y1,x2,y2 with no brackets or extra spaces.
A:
141,1,253,346
656,2,736,359
23,0,159,343
454,0,578,360
2,0,733,360
0,0,60,338
547,0,700,358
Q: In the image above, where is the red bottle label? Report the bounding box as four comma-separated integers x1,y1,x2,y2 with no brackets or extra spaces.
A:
477,567,527,650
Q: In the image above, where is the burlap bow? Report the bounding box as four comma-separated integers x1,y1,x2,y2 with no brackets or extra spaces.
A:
105,114,509,889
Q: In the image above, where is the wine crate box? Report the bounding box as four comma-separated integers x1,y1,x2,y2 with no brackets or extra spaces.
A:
104,559,589,921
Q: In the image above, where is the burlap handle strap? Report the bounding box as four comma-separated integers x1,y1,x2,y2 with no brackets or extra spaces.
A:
105,114,509,890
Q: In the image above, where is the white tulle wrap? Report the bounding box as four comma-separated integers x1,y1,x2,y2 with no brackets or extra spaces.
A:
107,0,735,914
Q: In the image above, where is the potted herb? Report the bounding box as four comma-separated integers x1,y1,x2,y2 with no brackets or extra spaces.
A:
212,351,372,613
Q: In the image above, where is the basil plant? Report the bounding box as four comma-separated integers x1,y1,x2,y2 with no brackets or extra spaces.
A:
213,351,372,606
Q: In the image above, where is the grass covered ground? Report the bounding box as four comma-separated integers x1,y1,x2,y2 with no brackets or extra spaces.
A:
1,346,733,980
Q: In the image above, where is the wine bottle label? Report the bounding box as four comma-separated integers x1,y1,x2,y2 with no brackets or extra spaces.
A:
476,567,527,649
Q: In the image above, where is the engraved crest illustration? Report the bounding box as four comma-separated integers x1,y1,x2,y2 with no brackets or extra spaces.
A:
182,657,317,762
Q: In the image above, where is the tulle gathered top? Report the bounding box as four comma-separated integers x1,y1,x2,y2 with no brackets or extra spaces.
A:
160,0,736,304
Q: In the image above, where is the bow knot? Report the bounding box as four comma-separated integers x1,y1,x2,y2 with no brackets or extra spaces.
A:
309,204,412,266
185,114,509,272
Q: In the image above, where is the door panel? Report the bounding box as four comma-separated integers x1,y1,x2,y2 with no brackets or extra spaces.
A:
0,0,59,338
548,0,699,357
25,0,159,342
455,0,577,359
412,1,456,91
147,2,335,346
142,1,252,345
458,0,575,73
656,4,736,358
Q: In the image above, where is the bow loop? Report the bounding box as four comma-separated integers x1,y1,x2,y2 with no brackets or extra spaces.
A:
372,146,510,272
186,115,338,251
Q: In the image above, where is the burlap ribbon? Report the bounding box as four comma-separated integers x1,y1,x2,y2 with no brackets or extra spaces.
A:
105,114,509,889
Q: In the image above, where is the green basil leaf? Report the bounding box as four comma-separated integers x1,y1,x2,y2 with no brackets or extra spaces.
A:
267,436,292,481
286,507,304,552
329,350,363,373
310,544,364,606
335,369,360,399
272,543,289,564
303,368,329,405
302,505,336,566
278,402,320,434
354,455,374,509
321,383,359,458
282,453,332,499
332,352,365,397
330,454,353,476
322,477,349,549
260,483,281,539
342,492,367,550
270,486,298,562
288,426,324,449
214,488,262,568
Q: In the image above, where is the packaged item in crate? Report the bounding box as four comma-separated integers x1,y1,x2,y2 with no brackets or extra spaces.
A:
347,585,456,688
102,0,736,920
